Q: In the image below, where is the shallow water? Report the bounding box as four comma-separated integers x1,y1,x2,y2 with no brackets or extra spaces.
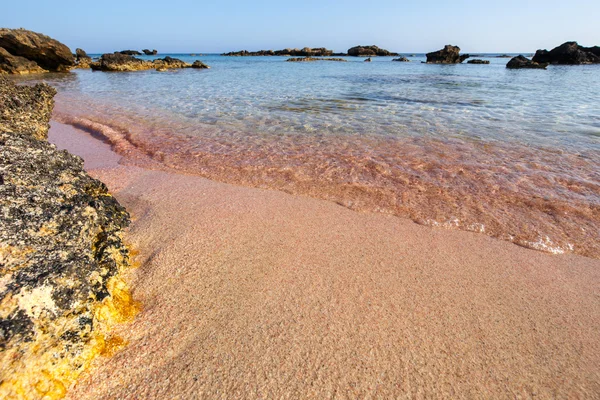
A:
18,54,600,257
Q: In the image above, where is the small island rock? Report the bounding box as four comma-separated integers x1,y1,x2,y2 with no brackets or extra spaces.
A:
426,45,470,64
506,55,548,69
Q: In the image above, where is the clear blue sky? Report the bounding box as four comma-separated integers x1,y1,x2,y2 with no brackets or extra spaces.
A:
1,0,598,53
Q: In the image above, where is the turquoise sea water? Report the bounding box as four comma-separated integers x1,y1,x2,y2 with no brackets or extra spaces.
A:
20,54,600,257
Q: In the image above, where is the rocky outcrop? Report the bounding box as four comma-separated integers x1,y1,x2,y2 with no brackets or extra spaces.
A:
222,47,334,57
467,59,490,64
90,53,209,72
0,77,55,140
142,49,158,55
364,57,372,62
74,48,92,69
0,47,47,74
347,45,398,57
0,77,136,399
426,45,470,64
506,55,548,69
0,28,74,72
532,41,600,65
192,60,210,68
392,57,410,62
118,50,142,55
286,57,347,62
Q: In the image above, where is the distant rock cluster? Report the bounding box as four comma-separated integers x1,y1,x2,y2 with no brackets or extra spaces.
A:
90,53,209,71
347,45,399,57
222,47,335,57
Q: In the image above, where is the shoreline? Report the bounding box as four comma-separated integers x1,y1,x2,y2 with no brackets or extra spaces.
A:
49,121,600,398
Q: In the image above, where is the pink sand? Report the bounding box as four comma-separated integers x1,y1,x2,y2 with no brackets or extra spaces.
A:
49,122,600,399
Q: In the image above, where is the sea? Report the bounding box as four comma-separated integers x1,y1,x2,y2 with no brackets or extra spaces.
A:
17,53,600,258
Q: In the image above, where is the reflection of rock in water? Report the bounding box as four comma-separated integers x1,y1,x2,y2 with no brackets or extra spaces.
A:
0,77,137,399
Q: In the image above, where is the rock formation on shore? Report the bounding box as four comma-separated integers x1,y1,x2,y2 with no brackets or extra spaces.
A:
347,45,398,57
222,47,334,57
426,45,470,64
142,49,158,55
467,59,490,64
0,28,74,73
506,55,548,69
90,53,209,72
532,41,600,65
74,48,92,69
0,77,136,399
286,57,347,62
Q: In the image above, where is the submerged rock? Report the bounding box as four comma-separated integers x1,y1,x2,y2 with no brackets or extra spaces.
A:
467,59,490,64
426,45,470,64
0,28,74,72
392,57,410,62
532,41,600,65
506,55,548,69
347,45,398,57
0,77,136,398
0,47,47,74
364,57,372,62
286,57,347,62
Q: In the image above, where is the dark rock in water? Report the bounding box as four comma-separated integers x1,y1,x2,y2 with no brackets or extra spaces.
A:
222,47,334,57
74,48,92,69
118,49,142,55
347,45,398,57
286,57,347,62
392,57,410,62
496,54,512,58
426,45,470,63
364,57,372,62
192,60,210,68
0,76,136,398
91,53,202,71
0,77,55,139
0,28,75,71
0,47,47,74
467,59,490,64
506,55,548,69
532,41,600,65
142,49,158,55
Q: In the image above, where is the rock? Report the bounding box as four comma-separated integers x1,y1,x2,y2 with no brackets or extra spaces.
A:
532,41,600,65
90,53,152,71
0,76,136,399
142,49,158,55
192,60,210,68
496,54,512,58
153,56,191,69
222,48,334,57
392,57,410,62
90,53,201,72
0,47,47,74
506,55,548,69
426,45,470,64
467,59,490,64
0,28,75,71
0,76,55,139
155,66,168,72
118,50,142,55
364,57,372,62
286,57,347,62
74,48,92,69
347,45,398,57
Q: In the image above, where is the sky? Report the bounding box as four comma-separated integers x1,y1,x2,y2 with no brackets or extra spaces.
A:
1,0,599,53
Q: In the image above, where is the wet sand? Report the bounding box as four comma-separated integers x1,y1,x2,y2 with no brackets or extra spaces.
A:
49,121,600,399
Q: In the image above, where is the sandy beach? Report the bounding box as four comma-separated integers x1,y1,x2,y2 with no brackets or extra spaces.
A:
49,121,600,398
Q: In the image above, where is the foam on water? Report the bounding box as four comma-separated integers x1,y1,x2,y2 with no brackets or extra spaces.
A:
17,54,600,258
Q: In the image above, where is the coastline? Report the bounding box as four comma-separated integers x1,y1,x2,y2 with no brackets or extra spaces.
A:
49,121,600,398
